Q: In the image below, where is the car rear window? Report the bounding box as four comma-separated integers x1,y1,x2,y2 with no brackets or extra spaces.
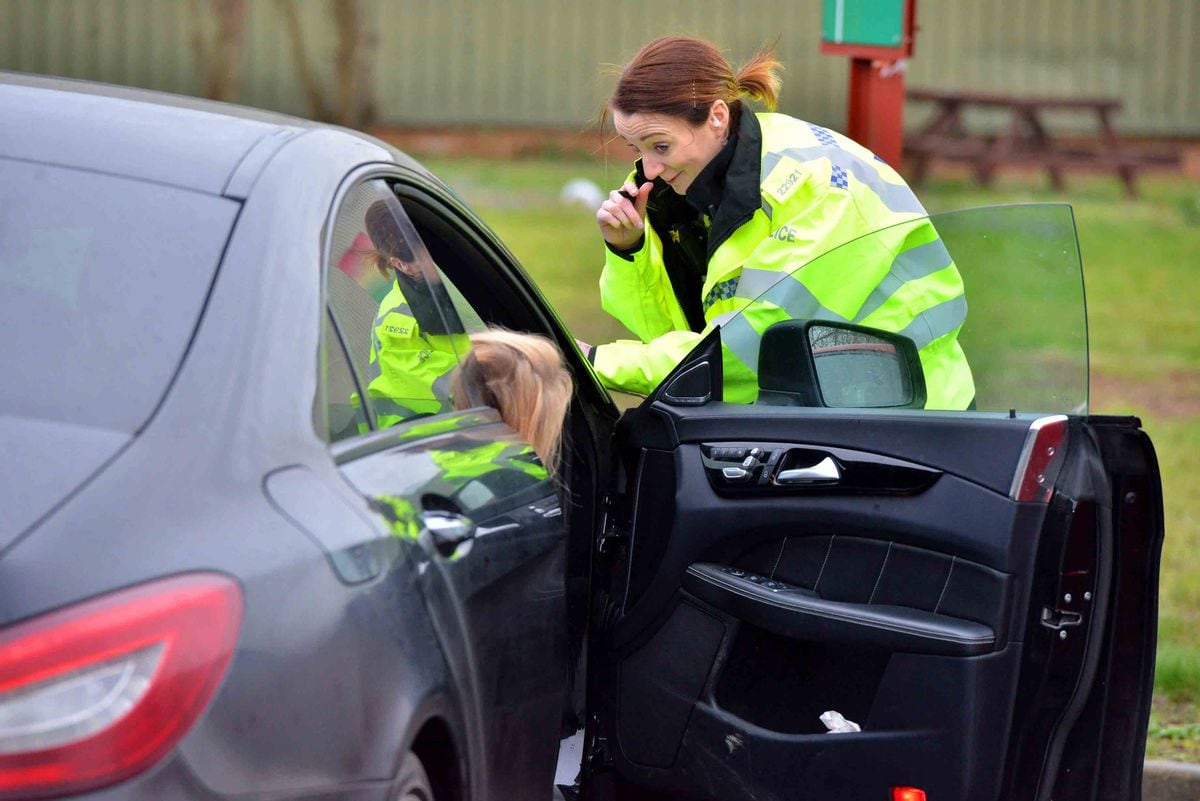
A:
0,159,239,432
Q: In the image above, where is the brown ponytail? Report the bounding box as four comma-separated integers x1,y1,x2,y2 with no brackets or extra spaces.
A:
365,251,391,278
733,43,783,112
605,36,783,129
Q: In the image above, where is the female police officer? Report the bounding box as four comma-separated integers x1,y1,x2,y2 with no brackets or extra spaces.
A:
581,36,974,409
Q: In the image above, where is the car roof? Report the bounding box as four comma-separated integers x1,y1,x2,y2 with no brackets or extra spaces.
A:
0,72,416,196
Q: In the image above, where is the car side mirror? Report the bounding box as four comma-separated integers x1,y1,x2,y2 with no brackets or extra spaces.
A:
757,320,927,409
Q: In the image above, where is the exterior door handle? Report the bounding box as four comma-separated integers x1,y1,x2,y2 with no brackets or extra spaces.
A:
775,456,841,485
421,510,476,557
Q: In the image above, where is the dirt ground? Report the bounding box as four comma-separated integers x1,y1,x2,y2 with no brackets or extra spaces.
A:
1091,370,1200,419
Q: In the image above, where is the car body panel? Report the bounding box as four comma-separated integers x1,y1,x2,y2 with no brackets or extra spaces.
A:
0,158,241,553
336,414,570,801
0,81,287,195
0,417,129,554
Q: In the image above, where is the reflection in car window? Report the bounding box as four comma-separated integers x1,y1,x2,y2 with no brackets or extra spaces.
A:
807,325,916,408
341,413,549,528
717,204,1086,414
322,180,485,440
0,159,238,432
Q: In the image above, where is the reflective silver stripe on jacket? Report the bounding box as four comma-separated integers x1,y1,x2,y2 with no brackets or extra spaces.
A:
373,302,414,330
898,295,968,349
851,239,955,324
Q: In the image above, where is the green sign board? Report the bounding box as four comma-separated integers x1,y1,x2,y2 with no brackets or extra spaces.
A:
822,0,906,48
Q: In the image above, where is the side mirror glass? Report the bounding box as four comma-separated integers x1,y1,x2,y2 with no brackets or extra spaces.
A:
757,320,927,409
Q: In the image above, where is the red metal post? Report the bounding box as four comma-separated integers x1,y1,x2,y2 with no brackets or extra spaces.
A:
846,58,907,168
821,1,917,170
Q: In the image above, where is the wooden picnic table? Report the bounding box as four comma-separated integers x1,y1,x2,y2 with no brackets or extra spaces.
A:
905,89,1151,197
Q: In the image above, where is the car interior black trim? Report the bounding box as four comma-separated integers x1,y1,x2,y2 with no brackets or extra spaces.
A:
699,440,942,495
661,402,1041,496
684,563,995,656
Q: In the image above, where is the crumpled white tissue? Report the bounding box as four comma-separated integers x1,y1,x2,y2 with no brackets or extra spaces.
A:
820,710,862,734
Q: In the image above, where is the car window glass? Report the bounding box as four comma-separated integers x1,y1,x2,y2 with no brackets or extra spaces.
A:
322,179,486,439
0,158,238,432
716,204,1087,414
320,308,370,442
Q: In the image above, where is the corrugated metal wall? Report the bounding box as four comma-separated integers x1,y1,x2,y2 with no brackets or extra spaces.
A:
370,0,852,128
908,0,1199,136
2,0,1197,136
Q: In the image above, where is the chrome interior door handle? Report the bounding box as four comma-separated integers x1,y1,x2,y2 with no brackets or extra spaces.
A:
774,456,841,485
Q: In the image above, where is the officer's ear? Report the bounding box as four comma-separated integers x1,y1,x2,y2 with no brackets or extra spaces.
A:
390,255,422,277
708,100,730,132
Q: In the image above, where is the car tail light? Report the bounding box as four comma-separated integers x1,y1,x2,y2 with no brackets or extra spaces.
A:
892,788,927,801
0,573,242,799
1010,414,1069,503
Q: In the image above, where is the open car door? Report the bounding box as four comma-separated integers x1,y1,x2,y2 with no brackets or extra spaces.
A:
584,204,1163,801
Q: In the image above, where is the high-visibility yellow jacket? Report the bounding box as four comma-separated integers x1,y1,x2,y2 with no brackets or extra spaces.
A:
593,112,975,409
367,281,468,428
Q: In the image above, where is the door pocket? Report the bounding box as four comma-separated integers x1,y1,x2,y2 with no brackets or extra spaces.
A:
714,626,891,735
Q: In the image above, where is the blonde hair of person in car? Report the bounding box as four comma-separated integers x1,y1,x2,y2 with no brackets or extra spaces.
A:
451,329,574,475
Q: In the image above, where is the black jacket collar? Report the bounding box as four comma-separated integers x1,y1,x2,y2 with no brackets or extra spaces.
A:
690,109,763,256
685,130,737,219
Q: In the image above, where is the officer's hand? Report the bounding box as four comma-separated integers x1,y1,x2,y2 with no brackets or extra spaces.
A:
597,181,652,251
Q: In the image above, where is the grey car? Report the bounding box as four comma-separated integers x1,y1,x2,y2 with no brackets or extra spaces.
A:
0,74,1164,801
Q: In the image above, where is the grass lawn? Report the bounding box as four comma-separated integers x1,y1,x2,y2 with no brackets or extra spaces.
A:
420,153,1200,760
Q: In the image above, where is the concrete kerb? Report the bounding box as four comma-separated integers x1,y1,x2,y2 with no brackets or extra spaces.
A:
1144,760,1200,800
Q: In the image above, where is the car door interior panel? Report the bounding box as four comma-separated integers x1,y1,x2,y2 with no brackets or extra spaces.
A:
594,390,1150,801
618,456,1040,642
